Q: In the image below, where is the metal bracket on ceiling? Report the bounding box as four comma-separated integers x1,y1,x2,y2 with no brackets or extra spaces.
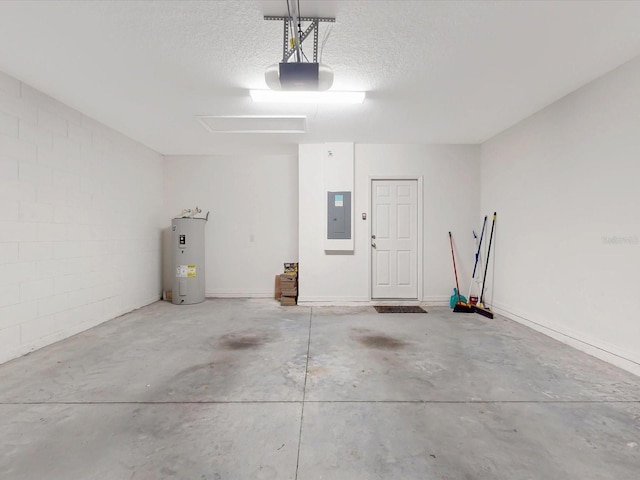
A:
264,16,335,63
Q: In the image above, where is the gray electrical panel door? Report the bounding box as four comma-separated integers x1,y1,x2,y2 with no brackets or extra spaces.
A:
172,217,207,305
327,191,351,239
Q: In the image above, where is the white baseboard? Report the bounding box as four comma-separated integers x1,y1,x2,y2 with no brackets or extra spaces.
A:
297,296,448,307
421,296,450,307
206,290,273,298
297,296,370,305
493,302,640,377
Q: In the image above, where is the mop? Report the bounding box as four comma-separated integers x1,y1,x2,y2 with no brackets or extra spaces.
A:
467,215,488,305
475,212,496,319
448,232,475,313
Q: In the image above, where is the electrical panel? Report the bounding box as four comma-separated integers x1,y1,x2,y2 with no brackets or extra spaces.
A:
327,191,351,239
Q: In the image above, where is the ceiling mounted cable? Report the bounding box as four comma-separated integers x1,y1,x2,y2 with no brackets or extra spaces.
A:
289,0,302,63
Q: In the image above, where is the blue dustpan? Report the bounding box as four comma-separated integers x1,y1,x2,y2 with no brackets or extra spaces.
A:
449,288,468,308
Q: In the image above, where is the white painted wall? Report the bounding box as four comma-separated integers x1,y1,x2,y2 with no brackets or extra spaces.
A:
323,143,355,252
481,55,640,375
299,144,480,304
0,70,164,364
163,154,298,297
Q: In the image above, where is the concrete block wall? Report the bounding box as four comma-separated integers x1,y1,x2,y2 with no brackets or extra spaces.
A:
0,70,165,364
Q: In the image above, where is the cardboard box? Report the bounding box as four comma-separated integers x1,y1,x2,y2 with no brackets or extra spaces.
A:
280,274,297,287
281,296,297,306
278,269,298,304
275,275,282,299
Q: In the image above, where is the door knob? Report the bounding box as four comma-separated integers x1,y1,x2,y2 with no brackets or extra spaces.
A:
371,242,377,248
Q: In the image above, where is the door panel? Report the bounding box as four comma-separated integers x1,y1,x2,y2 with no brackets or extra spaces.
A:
371,179,418,299
376,185,390,197
376,250,390,285
397,185,411,197
397,204,411,238
397,250,412,285
376,204,390,238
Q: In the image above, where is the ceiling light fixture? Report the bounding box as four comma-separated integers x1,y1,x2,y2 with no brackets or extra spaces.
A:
250,90,365,104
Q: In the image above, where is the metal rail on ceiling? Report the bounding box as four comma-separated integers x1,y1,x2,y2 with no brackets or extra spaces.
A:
265,16,335,63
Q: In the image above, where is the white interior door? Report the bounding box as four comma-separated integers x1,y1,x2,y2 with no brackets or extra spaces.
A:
371,179,418,299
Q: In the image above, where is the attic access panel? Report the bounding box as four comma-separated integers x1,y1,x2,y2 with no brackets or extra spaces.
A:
197,116,307,133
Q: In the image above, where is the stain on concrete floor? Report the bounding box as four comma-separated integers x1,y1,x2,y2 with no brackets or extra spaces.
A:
220,331,268,350
177,361,216,376
351,328,408,350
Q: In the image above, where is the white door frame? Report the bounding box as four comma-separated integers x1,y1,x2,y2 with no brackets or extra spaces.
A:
368,176,423,301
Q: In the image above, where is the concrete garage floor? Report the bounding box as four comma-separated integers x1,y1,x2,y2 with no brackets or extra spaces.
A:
1,299,639,479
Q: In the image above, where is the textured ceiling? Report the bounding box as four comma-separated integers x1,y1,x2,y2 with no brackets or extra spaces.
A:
1,0,640,155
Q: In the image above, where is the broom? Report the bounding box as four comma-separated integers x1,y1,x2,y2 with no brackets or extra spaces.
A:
475,212,496,319
466,215,487,305
448,232,475,313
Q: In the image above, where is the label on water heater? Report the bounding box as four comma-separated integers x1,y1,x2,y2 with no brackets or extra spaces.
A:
176,265,197,278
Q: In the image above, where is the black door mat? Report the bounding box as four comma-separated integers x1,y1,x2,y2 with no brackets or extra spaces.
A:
374,306,427,314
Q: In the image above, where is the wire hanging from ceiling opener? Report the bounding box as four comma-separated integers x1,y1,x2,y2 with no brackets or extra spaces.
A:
286,0,302,62
319,24,333,64
296,0,307,61
288,0,310,63
285,0,293,52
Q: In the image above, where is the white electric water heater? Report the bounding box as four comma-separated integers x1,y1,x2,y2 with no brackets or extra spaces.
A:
172,217,207,305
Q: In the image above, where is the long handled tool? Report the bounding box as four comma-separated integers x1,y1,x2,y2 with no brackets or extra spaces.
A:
467,215,488,303
475,212,497,319
448,232,475,313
